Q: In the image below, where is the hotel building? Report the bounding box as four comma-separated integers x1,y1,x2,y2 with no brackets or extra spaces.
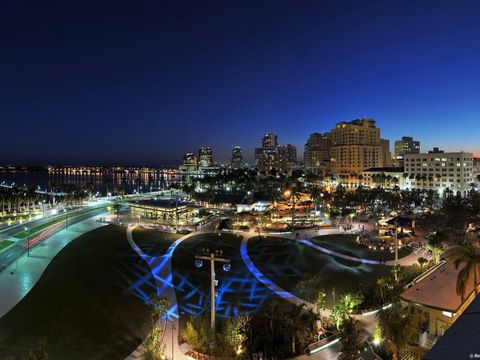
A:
330,118,386,178
404,148,474,197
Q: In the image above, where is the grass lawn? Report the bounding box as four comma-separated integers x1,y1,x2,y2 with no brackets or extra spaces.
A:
172,233,277,330
247,236,391,307
132,226,182,256
0,239,14,252
310,234,412,261
0,225,156,360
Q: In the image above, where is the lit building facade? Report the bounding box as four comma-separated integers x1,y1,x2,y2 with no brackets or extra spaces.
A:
278,144,297,165
130,199,202,225
394,136,420,167
256,153,286,174
362,167,405,188
380,138,394,167
255,133,287,173
231,146,244,168
198,147,213,167
304,132,331,175
330,118,383,178
180,152,198,172
404,148,474,196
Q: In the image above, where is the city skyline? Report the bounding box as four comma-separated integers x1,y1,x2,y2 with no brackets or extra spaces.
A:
2,1,480,165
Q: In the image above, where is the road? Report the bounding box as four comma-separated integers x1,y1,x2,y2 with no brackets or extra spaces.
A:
0,205,108,272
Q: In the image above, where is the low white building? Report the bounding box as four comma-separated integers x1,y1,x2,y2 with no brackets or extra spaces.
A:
404,148,474,197
362,167,405,189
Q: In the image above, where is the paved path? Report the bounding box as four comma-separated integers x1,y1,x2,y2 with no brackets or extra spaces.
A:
126,225,199,360
240,229,382,360
0,214,106,318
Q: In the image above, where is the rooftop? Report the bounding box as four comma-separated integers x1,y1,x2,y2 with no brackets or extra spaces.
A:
400,262,475,313
130,199,201,209
425,292,480,359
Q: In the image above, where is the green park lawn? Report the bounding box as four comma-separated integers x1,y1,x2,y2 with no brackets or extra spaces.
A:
247,236,391,307
0,240,14,252
310,234,412,261
132,226,182,256
0,225,156,360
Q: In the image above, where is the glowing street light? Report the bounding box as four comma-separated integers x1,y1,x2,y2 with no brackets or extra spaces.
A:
194,248,231,346
25,227,30,257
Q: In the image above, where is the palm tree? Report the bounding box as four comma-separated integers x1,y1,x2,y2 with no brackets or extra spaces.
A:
285,304,317,355
376,276,389,304
339,316,363,360
285,188,301,229
376,302,422,360
447,243,480,300
309,186,322,224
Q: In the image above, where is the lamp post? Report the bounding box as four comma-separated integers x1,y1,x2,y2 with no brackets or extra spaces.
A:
64,209,69,230
25,227,30,257
194,249,231,344
171,319,175,360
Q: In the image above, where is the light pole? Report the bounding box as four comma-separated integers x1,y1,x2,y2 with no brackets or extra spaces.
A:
64,209,69,230
194,249,231,344
171,319,175,360
394,218,399,281
25,227,30,257
175,189,179,232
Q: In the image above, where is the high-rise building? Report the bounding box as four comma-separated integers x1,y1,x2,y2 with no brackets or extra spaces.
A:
198,147,213,167
231,146,243,168
179,152,197,172
256,153,287,174
278,144,297,165
394,136,420,167
304,132,331,175
262,133,278,148
255,133,286,173
404,148,474,197
380,139,394,167
330,118,382,177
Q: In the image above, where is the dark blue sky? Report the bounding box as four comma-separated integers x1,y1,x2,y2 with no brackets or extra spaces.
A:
1,0,480,166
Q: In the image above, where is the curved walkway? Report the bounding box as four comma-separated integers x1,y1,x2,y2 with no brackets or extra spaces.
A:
126,225,202,359
240,231,382,335
299,239,381,265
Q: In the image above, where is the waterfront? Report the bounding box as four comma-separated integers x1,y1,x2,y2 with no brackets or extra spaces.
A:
0,168,186,196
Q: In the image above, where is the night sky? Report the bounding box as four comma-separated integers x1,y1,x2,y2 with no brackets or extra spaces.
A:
1,0,480,166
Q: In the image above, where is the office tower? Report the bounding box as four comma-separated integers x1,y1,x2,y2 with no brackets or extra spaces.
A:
394,136,420,167
231,146,243,168
304,132,331,175
180,152,197,172
198,147,213,167
278,144,297,165
380,139,393,167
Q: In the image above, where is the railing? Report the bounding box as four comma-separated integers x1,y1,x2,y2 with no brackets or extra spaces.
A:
307,333,340,355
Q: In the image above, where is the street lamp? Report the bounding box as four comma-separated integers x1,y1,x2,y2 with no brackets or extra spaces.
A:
64,209,69,230
194,248,231,345
25,227,30,257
